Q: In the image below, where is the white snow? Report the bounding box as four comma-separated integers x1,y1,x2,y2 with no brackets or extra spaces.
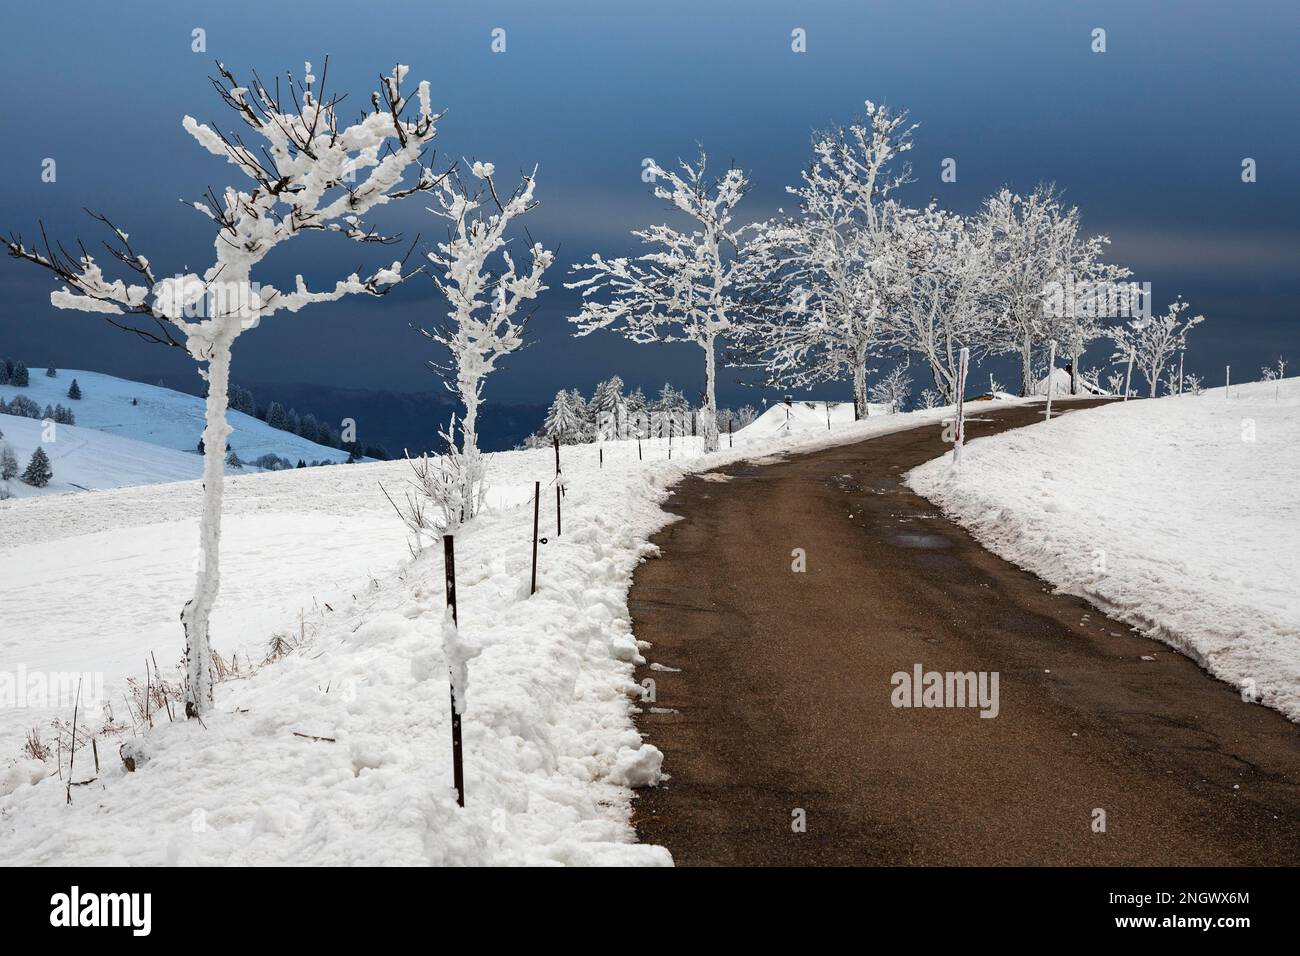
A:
734,400,891,442
0,392,974,865
908,379,1300,721
0,367,353,474
0,413,243,499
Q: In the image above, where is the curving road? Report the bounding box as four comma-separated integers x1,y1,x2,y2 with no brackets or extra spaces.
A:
630,401,1300,865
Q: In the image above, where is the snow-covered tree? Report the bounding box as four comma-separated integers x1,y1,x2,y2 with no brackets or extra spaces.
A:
419,163,551,452
266,401,287,430
45,363,56,378
735,102,916,418
1112,297,1205,398
878,205,994,403
5,59,441,715
0,442,18,481
590,375,626,436
66,379,81,400
1038,215,1132,395
543,389,583,443
21,447,52,487
869,364,913,414
977,184,1077,395
570,151,749,452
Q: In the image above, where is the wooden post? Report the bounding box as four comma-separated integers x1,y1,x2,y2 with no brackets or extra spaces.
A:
1045,340,1057,421
443,535,465,808
553,435,563,496
729,415,734,448
637,431,642,460
530,481,540,595
1124,348,1135,401
668,418,673,460
953,347,969,463
599,446,603,469
826,403,832,430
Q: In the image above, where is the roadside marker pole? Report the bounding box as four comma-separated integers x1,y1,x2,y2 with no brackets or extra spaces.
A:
953,347,969,464
1225,365,1231,399
1178,352,1184,395
443,535,465,808
552,435,563,537
553,435,563,496
530,481,540,595
827,403,832,431
1124,348,1135,401
1044,340,1057,421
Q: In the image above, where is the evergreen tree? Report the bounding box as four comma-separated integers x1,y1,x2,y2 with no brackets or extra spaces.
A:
287,409,301,436
12,362,29,387
297,459,307,469
7,395,40,419
0,358,12,384
299,414,320,444
66,379,81,400
0,442,18,481
45,363,56,378
591,376,626,437
543,389,583,443
626,386,647,415
21,447,53,487
266,401,287,430
226,449,243,468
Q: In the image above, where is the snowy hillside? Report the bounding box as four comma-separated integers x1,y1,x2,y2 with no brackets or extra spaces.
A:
0,367,353,466
0,413,246,499
0,395,972,865
909,378,1300,720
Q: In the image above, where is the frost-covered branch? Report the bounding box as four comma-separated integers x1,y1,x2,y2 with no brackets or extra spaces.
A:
417,161,551,521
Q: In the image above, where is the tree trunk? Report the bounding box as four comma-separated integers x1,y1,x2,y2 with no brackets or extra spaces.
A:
700,336,719,453
1020,332,1034,397
852,343,870,420
181,331,235,717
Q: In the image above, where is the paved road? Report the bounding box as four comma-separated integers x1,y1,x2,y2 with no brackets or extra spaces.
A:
630,401,1300,865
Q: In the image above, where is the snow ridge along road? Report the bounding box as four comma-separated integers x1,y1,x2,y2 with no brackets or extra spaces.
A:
630,400,1300,865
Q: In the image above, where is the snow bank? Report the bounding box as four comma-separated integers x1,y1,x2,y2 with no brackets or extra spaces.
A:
734,399,895,442
0,392,987,865
908,379,1300,720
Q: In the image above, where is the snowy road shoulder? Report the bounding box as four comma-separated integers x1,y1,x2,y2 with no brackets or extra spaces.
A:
908,380,1300,721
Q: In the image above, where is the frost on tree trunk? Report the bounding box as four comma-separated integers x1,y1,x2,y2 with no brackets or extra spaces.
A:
1020,333,1034,397
852,342,870,419
182,332,234,717
700,335,720,453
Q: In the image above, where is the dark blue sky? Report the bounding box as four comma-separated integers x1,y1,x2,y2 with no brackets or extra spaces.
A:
1,0,1296,407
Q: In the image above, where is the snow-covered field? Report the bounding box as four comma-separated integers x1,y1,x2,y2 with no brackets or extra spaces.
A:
0,367,352,499
909,378,1300,721
0,412,252,499
0,397,964,865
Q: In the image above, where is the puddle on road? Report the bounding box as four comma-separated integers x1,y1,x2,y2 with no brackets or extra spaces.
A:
893,532,952,549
